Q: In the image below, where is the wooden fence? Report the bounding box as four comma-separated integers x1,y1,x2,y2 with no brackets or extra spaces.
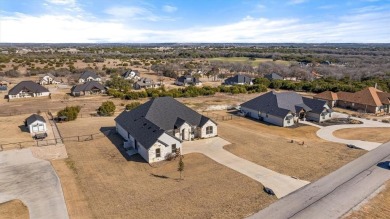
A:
0,132,106,152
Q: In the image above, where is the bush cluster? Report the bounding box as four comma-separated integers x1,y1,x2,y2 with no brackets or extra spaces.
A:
57,106,81,121
97,101,116,116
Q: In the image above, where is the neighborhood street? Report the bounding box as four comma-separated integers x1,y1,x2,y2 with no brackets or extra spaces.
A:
183,137,310,198
248,141,390,219
0,149,69,219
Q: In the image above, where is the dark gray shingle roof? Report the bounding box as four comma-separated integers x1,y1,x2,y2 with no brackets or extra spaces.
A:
71,81,105,93
26,114,46,126
177,75,200,84
79,71,100,80
8,81,49,95
224,75,252,84
302,97,327,114
264,73,283,80
240,91,327,118
115,97,214,149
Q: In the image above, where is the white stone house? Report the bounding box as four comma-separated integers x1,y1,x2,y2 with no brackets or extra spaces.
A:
78,71,102,84
39,73,61,85
240,91,332,127
8,81,50,100
25,114,47,136
122,70,141,81
115,97,217,163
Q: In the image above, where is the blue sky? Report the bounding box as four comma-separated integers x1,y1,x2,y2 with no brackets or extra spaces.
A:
0,0,389,43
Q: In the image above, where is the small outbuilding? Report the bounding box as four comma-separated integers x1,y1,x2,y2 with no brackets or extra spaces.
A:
25,114,47,136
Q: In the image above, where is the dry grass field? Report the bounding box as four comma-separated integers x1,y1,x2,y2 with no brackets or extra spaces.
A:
345,180,390,219
54,118,277,218
0,200,29,219
334,128,390,143
217,113,366,182
0,115,35,144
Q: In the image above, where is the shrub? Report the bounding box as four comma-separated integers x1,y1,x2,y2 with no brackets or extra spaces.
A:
382,119,390,123
97,101,116,116
57,106,81,121
125,102,141,111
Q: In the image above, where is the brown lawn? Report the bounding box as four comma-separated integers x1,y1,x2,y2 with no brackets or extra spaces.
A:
334,128,390,143
0,200,29,219
0,115,34,144
218,114,366,182
56,116,116,137
55,120,276,219
345,180,390,219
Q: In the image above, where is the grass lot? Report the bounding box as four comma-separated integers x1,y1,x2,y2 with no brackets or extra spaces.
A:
0,115,34,144
217,113,366,182
0,200,29,219
345,180,390,219
207,57,291,66
55,118,276,218
334,128,390,143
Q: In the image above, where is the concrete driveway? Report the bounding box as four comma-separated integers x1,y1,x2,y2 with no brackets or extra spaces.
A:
307,112,390,151
0,149,69,219
183,137,310,198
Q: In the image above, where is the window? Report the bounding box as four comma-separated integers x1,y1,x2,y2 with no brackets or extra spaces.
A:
206,126,213,134
266,114,269,118
172,144,176,153
155,148,161,158
287,119,290,124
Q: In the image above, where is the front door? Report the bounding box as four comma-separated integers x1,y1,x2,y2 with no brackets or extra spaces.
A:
134,139,138,150
182,129,185,140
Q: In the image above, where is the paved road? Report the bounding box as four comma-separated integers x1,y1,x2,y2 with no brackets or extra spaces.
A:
304,112,390,151
248,141,390,219
183,137,310,198
0,149,69,219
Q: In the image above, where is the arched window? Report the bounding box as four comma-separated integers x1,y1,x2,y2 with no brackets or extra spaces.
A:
206,126,213,134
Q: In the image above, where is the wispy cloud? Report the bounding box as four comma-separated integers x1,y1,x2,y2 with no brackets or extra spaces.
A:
318,5,336,10
162,5,177,13
45,0,76,5
288,0,308,5
105,6,175,21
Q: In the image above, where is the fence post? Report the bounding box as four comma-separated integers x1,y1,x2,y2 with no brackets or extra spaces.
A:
78,136,80,142
36,141,39,147
19,143,22,149
91,134,93,140
0,145,3,151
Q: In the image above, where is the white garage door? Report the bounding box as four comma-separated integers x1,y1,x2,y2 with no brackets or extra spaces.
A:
38,124,45,131
32,125,39,132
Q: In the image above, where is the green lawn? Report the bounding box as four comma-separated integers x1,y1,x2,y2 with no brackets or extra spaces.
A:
206,57,291,66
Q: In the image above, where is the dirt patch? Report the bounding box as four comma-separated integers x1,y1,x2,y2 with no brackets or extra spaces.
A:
334,128,390,143
218,116,366,182
345,180,390,219
0,200,29,219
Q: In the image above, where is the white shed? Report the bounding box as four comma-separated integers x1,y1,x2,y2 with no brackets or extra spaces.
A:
25,114,47,135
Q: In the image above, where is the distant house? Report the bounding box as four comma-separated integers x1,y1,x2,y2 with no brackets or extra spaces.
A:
314,87,390,113
38,73,61,85
0,81,8,91
115,97,218,163
122,70,141,81
240,91,332,127
313,91,338,107
133,78,160,90
264,73,283,81
25,114,47,136
224,75,253,85
71,81,106,96
8,81,50,100
78,71,101,84
175,75,202,86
